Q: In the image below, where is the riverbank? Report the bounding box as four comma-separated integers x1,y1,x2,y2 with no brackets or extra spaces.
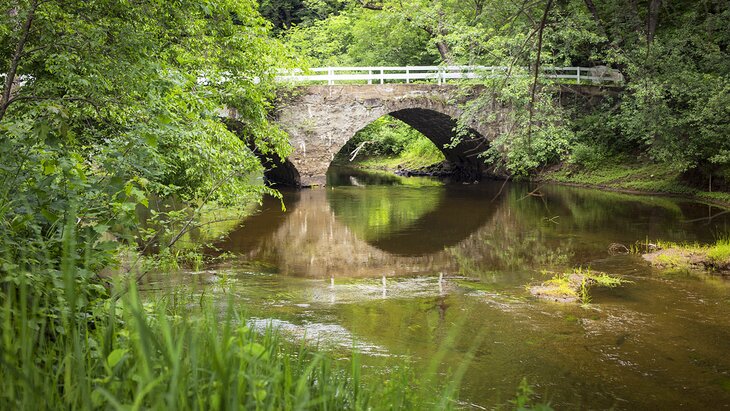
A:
342,156,730,208
538,161,730,208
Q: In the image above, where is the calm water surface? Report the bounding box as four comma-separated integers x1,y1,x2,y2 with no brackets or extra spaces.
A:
150,167,730,409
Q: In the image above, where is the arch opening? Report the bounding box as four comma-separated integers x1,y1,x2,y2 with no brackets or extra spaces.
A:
389,108,485,181
263,158,301,187
327,110,485,185
329,115,445,182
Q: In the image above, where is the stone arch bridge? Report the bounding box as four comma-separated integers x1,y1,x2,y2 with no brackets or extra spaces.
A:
271,84,504,187
228,66,621,187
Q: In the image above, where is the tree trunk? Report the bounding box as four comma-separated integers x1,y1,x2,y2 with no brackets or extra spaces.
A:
436,41,451,63
527,0,553,146
647,0,662,44
582,0,599,25
0,0,38,123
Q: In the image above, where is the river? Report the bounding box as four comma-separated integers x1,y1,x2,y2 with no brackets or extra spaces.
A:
146,166,730,409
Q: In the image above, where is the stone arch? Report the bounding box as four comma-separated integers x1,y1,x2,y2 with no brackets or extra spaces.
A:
272,84,500,187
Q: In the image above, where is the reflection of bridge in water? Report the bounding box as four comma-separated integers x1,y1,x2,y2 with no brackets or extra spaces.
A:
213,180,502,278
210,175,730,280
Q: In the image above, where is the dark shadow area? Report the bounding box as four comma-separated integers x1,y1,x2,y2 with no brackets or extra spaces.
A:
389,108,485,181
263,158,301,188
326,175,502,255
223,117,302,187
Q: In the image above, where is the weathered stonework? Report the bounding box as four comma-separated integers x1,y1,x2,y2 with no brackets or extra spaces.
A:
272,84,508,187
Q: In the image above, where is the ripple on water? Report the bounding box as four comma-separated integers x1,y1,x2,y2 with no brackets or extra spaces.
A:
247,318,393,357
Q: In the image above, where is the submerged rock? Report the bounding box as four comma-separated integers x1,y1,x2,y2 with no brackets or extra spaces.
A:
529,270,628,304
529,273,587,303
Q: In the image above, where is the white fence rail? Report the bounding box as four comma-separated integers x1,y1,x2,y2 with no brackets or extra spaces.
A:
275,66,623,85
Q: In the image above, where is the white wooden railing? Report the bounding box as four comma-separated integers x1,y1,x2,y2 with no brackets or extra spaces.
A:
275,66,623,85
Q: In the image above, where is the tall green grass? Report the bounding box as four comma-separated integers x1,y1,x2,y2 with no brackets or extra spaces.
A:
0,220,462,410
0,277,460,409
707,238,730,263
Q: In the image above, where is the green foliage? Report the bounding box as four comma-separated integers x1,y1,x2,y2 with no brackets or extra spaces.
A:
335,116,444,170
282,6,437,66
512,378,553,411
458,77,574,178
0,0,291,279
259,0,346,32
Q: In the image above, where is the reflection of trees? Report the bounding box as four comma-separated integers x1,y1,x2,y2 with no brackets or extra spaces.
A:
443,183,727,281
329,184,498,255
506,184,725,245
445,204,575,279
219,189,460,278
328,186,444,242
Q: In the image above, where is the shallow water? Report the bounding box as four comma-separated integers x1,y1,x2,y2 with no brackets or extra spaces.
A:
147,167,730,409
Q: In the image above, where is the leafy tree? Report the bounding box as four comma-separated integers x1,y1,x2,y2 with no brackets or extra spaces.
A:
0,0,290,299
260,0,346,31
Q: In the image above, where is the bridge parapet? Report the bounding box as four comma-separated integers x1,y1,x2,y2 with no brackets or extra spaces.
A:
275,65,623,86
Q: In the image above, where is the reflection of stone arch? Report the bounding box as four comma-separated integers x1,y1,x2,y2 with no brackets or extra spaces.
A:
272,85,507,187
328,185,500,255
210,186,505,278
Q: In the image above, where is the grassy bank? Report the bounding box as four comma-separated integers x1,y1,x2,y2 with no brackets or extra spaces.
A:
347,137,445,173
335,116,445,173
540,160,730,206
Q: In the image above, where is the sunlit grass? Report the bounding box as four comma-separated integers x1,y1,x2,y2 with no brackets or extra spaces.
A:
707,238,730,262
531,267,629,305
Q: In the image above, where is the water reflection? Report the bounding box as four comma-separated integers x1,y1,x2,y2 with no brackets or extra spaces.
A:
214,187,479,278
215,169,730,280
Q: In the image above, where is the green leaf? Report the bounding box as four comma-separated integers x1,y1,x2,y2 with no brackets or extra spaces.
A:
242,342,269,360
107,349,127,369
93,224,110,234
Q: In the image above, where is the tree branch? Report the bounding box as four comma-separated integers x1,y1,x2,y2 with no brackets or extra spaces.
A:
358,0,383,10
527,0,553,148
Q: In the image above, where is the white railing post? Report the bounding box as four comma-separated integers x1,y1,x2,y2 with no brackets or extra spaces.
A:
406,68,410,84
576,68,581,85
328,68,334,85
380,69,384,84
368,70,372,85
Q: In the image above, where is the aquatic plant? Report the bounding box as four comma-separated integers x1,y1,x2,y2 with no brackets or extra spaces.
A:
530,267,629,304
707,238,730,264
